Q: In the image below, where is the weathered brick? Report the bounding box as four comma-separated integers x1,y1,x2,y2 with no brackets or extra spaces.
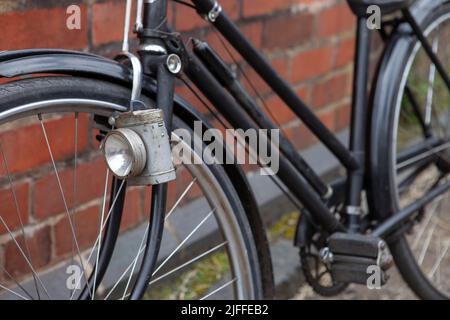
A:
316,4,356,38
120,187,144,231
32,157,108,220
265,86,308,125
0,114,89,175
4,225,52,279
175,0,239,31
54,204,101,257
0,6,88,50
291,46,335,83
335,102,351,131
263,12,314,50
311,72,351,109
0,182,30,235
336,37,356,68
242,0,292,17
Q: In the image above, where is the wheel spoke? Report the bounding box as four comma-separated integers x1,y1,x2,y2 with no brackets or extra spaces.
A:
405,87,431,138
152,209,215,277
0,265,34,300
397,141,450,170
200,278,237,300
398,163,432,193
104,224,149,300
120,222,150,300
92,169,110,300
166,178,197,221
0,216,51,299
0,283,29,300
148,242,228,286
412,200,440,250
418,218,438,265
39,114,89,298
0,141,41,299
69,179,126,300
109,178,200,299
428,240,450,279
70,112,79,298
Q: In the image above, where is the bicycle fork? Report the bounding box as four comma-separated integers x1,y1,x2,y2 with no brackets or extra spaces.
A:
98,0,179,299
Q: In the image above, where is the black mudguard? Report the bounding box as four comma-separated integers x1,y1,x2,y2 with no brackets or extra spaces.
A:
369,0,446,220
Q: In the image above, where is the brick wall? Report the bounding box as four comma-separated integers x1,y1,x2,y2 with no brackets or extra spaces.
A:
0,0,356,282
0,0,356,145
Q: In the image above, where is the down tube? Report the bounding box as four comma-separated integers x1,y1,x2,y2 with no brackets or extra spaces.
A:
184,53,345,233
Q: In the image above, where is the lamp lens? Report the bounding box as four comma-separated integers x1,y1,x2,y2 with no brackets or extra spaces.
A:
104,133,133,177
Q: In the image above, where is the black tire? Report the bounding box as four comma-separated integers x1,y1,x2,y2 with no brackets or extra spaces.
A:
370,1,450,299
0,76,273,299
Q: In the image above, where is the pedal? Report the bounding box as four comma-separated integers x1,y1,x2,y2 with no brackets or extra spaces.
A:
321,233,393,286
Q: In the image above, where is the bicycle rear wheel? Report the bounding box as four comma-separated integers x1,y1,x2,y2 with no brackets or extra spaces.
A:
372,2,450,299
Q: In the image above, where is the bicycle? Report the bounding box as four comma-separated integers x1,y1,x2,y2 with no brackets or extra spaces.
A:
0,0,449,300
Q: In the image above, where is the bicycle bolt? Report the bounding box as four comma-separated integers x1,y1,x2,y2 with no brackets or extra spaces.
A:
108,116,116,127
166,54,182,74
319,247,333,263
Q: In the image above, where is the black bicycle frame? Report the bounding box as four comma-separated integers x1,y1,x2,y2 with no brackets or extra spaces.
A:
138,0,450,245
184,0,368,234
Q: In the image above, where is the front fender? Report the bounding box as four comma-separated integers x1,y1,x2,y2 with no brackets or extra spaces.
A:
0,49,134,85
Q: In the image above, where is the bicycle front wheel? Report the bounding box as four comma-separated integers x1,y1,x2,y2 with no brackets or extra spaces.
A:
0,76,270,300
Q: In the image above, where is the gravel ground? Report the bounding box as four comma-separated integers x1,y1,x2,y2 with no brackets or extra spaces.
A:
292,265,418,300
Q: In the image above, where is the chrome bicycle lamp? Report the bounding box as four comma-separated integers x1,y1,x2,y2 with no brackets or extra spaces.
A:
102,109,176,186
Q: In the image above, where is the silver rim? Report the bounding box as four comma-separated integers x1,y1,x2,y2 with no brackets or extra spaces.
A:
0,98,256,300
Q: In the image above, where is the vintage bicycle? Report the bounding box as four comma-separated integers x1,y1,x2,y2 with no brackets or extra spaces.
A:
0,0,449,300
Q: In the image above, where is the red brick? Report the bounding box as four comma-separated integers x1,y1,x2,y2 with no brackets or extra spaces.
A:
284,124,316,150
177,166,202,203
311,72,351,109
4,225,52,279
318,109,335,131
242,57,289,97
205,21,263,64
265,88,307,126
291,46,335,83
175,83,210,116
316,4,356,38
175,0,239,31
54,204,101,257
242,0,292,17
263,12,314,50
335,103,351,131
0,114,89,175
121,187,144,231
32,157,108,220
336,37,355,68
0,182,29,235
0,6,88,50
93,0,129,45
